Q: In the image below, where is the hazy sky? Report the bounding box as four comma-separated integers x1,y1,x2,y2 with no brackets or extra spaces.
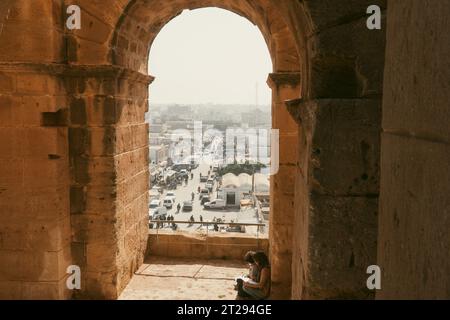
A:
148,8,272,106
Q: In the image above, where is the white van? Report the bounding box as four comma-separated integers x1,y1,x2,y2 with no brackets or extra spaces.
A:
204,199,226,210
163,197,174,209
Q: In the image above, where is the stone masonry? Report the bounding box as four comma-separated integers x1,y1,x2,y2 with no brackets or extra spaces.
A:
1,0,449,300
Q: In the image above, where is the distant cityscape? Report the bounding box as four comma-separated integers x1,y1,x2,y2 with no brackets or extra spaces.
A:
146,104,272,169
146,104,272,235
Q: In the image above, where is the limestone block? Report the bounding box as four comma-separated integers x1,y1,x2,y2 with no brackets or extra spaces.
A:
16,73,60,95
21,186,69,221
85,95,117,126
88,127,115,156
0,95,22,127
71,10,112,45
269,224,293,256
309,15,386,98
23,158,68,188
270,192,295,224
86,156,115,186
0,127,24,158
0,22,64,62
378,133,450,299
307,193,378,299
304,0,386,33
0,184,24,219
86,243,118,273
0,216,70,252
115,124,149,154
0,281,23,300
21,278,70,300
68,37,110,65
22,127,68,159
84,184,117,214
0,247,70,282
279,134,298,165
382,1,450,142
293,99,381,196
83,270,118,300
116,147,149,184
22,95,66,126
116,170,149,209
6,0,62,25
0,72,15,93
115,98,147,126
71,214,119,245
273,102,298,134
272,165,296,195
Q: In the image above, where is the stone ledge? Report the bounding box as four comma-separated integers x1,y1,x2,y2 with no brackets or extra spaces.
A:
267,72,301,89
148,232,269,261
0,62,154,84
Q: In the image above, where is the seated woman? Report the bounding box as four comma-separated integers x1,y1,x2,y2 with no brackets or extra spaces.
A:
241,252,271,300
235,251,258,292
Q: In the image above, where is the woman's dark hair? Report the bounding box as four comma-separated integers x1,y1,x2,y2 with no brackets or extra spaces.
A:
253,251,270,268
244,251,255,263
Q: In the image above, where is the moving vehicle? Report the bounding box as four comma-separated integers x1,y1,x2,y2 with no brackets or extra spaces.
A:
182,201,193,212
200,175,208,183
204,199,226,210
163,197,174,209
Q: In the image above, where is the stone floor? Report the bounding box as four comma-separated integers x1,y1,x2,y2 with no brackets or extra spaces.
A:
119,257,248,300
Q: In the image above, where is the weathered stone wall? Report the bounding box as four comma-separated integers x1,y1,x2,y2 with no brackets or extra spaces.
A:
0,0,391,300
0,0,71,300
107,0,304,300
0,63,72,300
65,66,152,299
288,0,386,299
148,232,269,260
377,0,450,299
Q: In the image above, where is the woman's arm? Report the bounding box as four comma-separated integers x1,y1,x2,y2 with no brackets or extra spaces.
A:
244,268,269,290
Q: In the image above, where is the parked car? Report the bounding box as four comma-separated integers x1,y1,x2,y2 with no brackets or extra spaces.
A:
180,169,189,177
166,192,176,202
152,207,167,220
163,197,174,209
182,201,193,212
204,199,226,210
201,195,211,205
149,199,161,209
199,189,210,200
149,200,161,217
206,179,214,191
226,225,245,233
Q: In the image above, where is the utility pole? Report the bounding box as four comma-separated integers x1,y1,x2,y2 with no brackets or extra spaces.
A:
255,82,259,108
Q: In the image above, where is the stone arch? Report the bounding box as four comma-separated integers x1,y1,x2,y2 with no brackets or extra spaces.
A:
103,0,304,299
110,0,302,74
0,0,386,300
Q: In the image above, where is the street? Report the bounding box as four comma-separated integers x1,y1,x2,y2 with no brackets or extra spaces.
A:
149,163,263,235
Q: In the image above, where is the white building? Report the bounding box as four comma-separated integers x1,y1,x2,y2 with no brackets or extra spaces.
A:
149,145,168,165
219,173,269,206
